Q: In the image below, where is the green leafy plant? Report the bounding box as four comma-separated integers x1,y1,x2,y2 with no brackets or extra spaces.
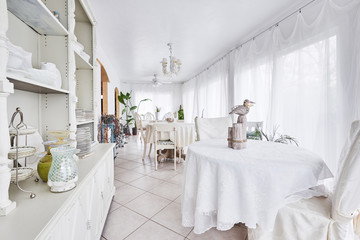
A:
247,124,299,146
118,91,151,128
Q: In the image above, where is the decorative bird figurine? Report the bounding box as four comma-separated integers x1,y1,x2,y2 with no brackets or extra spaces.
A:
229,99,255,123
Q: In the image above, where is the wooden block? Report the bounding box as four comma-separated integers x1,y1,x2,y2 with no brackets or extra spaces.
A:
228,127,233,148
231,123,247,150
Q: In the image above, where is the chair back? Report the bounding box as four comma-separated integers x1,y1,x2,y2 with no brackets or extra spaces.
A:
134,112,145,140
144,112,155,120
332,120,360,222
162,112,174,120
247,121,263,132
154,124,177,145
195,116,233,141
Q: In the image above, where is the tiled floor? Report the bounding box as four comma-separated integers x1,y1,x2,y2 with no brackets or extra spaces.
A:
102,136,248,240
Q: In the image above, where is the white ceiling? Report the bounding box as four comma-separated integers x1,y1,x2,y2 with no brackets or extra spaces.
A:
88,0,307,83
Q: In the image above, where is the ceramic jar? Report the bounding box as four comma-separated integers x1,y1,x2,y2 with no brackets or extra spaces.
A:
48,146,78,192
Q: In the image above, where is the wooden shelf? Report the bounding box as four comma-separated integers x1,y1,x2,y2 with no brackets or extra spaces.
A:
77,120,94,125
7,73,69,94
75,51,93,69
7,0,68,36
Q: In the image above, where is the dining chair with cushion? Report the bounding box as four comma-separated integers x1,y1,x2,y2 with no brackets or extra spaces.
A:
153,124,177,171
135,112,152,163
248,120,360,240
144,112,155,120
162,112,174,120
194,116,233,141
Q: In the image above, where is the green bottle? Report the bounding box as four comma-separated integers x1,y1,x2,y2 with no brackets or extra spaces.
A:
178,105,184,120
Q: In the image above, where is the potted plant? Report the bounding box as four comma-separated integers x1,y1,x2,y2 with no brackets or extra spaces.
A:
155,106,161,120
118,91,151,135
247,125,298,146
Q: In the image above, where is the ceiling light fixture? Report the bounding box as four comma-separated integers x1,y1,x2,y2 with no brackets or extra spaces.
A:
160,43,181,78
152,74,161,87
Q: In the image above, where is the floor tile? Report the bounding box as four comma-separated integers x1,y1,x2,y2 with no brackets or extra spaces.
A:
129,175,163,191
114,179,127,189
102,207,147,240
109,201,121,213
126,220,184,240
125,192,171,218
113,184,146,205
152,202,193,237
168,174,183,185
114,167,128,176
187,226,248,240
115,160,143,170
114,170,144,183
131,164,155,174
149,182,182,201
147,168,178,180
174,196,182,204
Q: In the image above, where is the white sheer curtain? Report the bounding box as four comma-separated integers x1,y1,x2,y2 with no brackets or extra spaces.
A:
182,56,229,122
233,0,360,173
121,83,182,118
233,32,273,124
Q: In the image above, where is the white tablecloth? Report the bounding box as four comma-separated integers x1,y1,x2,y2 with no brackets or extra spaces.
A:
181,139,333,234
144,122,196,148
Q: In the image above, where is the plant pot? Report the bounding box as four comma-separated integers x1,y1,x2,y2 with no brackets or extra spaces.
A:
132,127,137,135
155,112,159,120
123,126,131,135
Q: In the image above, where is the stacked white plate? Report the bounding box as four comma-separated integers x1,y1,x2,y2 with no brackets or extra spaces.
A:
84,110,94,121
76,127,92,157
76,109,86,122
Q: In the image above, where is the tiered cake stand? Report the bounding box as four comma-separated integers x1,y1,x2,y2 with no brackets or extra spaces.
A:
8,107,38,199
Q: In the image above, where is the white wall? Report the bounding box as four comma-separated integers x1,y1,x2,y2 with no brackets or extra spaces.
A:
121,83,182,122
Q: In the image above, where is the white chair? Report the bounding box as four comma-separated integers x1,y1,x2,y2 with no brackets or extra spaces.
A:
134,112,146,142
194,116,233,141
153,124,177,171
144,112,155,120
248,120,360,240
247,121,263,132
162,112,174,120
135,112,152,162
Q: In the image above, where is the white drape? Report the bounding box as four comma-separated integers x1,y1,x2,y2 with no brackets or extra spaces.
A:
232,0,360,173
121,83,182,119
182,56,229,122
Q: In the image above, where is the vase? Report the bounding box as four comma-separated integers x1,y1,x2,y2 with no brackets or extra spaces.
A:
37,148,53,182
48,146,78,193
155,112,159,120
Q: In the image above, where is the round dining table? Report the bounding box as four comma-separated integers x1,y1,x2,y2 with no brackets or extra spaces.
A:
181,139,333,234
144,121,196,148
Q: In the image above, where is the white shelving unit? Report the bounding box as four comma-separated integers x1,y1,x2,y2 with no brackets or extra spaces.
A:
0,0,105,223
73,0,98,141
7,73,69,94
6,0,68,36
77,119,94,125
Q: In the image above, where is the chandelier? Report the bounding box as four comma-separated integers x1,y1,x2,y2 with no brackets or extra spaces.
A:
160,43,182,78
152,74,161,87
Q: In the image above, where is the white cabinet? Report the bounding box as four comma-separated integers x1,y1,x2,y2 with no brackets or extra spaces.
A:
0,143,116,240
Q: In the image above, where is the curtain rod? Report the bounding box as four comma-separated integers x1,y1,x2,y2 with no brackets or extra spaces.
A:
184,0,318,83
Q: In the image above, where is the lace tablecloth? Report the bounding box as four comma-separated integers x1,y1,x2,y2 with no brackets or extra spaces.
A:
181,139,333,234
144,122,196,148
